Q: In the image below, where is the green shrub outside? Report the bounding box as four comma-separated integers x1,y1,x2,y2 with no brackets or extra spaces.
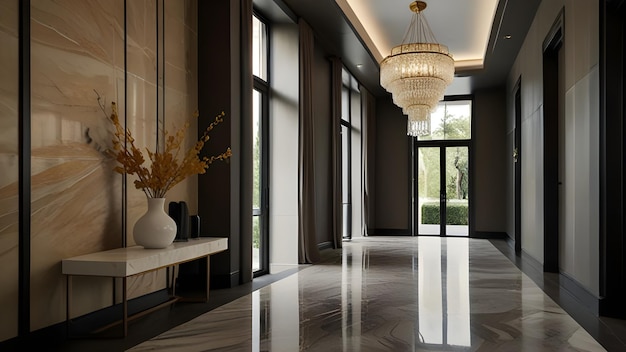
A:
421,201,468,225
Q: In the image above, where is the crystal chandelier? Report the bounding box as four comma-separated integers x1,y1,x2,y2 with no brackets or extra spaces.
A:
380,1,455,136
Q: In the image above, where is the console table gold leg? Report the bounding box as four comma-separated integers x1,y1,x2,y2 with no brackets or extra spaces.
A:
172,265,177,297
66,275,72,338
205,255,210,301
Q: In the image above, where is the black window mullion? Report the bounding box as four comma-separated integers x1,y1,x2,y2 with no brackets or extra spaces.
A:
440,147,447,237
18,0,31,337
252,12,269,277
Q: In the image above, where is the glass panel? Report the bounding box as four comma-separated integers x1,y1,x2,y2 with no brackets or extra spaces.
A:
341,67,351,88
253,90,262,210
341,85,350,123
341,124,351,238
252,215,260,271
445,146,469,236
420,100,471,141
252,15,267,81
252,89,261,272
418,147,440,235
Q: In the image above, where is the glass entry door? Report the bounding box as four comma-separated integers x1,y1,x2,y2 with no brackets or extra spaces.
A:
416,145,469,236
417,147,441,235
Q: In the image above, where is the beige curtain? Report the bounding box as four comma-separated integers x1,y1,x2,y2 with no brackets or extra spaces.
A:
298,19,320,264
330,56,343,248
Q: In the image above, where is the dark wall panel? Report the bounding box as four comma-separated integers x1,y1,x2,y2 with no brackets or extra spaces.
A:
473,87,508,233
373,97,410,232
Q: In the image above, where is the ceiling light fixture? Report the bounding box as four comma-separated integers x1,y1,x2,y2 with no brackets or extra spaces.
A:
379,1,455,136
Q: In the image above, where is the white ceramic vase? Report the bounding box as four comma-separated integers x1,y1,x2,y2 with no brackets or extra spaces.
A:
133,197,177,249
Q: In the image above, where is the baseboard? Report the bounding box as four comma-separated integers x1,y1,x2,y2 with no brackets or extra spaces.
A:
472,231,508,239
504,234,515,249
493,242,603,318
368,228,411,235
519,249,544,274
75,289,171,335
211,271,240,289
598,296,626,318
369,230,509,238
560,272,600,315
0,288,171,346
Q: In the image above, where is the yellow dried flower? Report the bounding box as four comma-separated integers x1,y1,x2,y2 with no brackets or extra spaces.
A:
100,97,231,198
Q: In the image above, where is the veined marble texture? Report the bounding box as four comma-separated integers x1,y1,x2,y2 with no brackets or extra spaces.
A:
0,0,19,342
20,0,200,333
128,237,606,352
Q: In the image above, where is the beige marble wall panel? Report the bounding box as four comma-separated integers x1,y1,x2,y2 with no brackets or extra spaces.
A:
126,0,199,299
0,0,19,342
124,0,164,300
124,0,158,231
29,0,125,331
124,2,157,249
126,0,158,86
163,0,198,213
22,0,200,330
127,0,199,299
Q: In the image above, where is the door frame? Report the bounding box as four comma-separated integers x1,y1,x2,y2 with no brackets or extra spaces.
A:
514,78,522,254
599,0,626,318
542,8,564,273
341,120,352,240
414,141,471,236
412,96,474,237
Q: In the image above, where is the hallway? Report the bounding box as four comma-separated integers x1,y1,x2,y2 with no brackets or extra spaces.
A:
105,237,626,351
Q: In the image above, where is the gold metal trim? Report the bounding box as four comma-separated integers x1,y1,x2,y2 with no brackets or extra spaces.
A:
410,1,427,13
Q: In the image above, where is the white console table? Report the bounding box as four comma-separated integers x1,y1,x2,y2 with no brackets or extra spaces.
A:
62,237,228,337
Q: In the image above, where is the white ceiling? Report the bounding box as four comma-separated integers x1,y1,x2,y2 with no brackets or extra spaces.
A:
337,0,500,72
268,0,541,96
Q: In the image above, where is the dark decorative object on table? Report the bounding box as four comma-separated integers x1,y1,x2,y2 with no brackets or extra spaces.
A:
168,201,190,241
190,215,200,239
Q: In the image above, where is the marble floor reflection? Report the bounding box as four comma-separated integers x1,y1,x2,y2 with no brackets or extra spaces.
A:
127,237,606,351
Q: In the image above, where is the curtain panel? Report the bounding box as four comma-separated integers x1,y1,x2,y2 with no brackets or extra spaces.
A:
297,19,320,264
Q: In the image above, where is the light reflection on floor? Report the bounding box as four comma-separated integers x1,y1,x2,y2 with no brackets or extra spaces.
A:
129,237,606,351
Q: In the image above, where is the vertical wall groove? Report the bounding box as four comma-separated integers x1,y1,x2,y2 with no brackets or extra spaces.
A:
18,0,31,337
123,0,128,248
159,0,165,139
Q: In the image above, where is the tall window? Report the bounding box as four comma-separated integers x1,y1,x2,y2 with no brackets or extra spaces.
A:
252,13,269,275
341,68,360,239
420,100,472,141
415,99,472,236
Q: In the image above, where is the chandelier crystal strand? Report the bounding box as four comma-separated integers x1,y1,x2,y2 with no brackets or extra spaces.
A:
380,1,455,136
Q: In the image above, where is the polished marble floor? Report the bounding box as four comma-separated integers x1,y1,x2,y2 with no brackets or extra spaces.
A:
116,237,614,351
43,237,626,351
